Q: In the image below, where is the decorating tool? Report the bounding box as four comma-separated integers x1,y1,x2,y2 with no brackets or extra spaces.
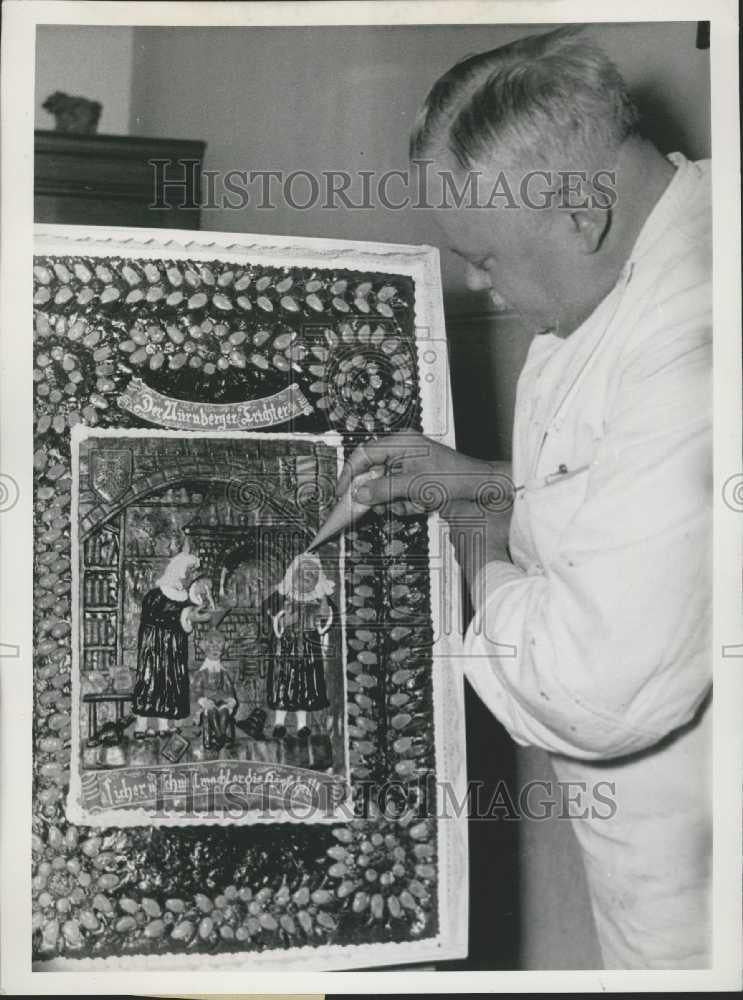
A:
307,464,387,551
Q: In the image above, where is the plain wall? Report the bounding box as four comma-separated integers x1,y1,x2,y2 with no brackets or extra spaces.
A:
35,26,134,134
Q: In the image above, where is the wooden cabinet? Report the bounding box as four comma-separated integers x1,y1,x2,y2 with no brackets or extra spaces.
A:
34,131,205,229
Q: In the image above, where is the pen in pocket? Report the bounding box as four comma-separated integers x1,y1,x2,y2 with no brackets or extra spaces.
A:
515,462,590,494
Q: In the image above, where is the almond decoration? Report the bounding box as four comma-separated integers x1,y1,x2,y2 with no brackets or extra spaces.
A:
273,331,295,350
121,264,141,286
73,263,92,283
53,262,72,283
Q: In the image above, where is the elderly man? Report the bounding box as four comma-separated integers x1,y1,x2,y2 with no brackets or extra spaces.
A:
330,27,711,968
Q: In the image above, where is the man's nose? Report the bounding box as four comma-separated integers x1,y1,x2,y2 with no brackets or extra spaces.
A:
464,261,493,292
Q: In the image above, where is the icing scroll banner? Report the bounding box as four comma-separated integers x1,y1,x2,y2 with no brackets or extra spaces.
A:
119,377,313,430
81,760,348,815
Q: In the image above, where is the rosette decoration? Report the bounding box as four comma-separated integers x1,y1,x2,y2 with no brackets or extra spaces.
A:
33,257,417,440
32,247,440,962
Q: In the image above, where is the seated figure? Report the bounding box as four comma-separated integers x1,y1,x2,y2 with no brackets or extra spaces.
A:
191,630,239,750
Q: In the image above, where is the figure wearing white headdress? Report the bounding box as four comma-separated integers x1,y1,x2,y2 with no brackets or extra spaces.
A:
266,553,335,740
132,539,211,738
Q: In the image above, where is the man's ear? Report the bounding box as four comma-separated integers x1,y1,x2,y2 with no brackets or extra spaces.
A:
569,206,611,253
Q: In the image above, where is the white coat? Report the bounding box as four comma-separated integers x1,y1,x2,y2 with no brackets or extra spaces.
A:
463,153,712,968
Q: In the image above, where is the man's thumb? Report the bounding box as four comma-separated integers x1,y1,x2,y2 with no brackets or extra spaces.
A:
353,472,392,506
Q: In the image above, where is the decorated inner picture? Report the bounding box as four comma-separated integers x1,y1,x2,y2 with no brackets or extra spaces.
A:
71,429,348,822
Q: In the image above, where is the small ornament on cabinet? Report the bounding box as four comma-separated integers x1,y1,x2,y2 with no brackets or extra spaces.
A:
41,92,102,134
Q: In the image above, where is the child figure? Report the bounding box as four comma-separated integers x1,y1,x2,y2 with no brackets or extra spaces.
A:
191,630,239,750
266,552,335,742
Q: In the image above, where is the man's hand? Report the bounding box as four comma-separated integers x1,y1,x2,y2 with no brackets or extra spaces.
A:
336,431,514,516
442,499,512,597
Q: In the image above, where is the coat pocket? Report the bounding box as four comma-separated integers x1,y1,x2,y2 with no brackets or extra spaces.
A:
522,466,591,567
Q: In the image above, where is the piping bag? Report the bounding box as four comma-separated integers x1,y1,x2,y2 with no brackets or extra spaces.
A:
307,465,387,551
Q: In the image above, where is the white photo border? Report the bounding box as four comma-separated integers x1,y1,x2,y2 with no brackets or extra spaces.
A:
1,0,740,994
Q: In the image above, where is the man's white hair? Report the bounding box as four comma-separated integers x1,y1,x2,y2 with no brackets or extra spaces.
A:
410,25,638,171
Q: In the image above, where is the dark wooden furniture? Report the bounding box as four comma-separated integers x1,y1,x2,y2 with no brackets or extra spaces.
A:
34,131,205,229
82,691,133,745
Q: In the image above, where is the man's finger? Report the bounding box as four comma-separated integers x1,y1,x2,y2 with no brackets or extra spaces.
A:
392,500,424,517
336,439,395,497
353,470,456,511
352,470,418,507
335,432,429,497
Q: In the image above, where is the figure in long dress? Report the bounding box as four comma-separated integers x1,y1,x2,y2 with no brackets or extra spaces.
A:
132,540,211,739
266,553,335,741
